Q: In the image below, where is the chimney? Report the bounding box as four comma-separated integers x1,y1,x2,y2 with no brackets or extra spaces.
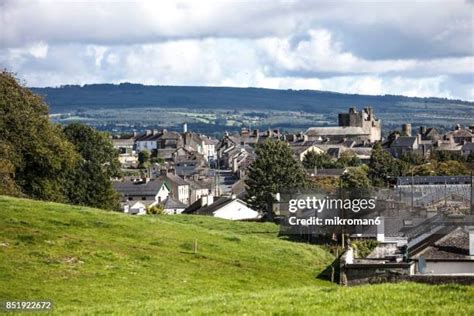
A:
201,196,208,207
152,129,159,135
145,130,152,136
183,123,188,133
207,194,214,205
200,195,214,207
469,226,474,256
402,124,412,137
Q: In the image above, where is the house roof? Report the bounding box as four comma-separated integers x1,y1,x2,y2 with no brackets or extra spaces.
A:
396,176,471,186
462,143,474,151
183,197,249,215
446,129,473,138
159,173,189,186
390,136,417,148
113,179,168,196
305,126,368,137
412,227,470,260
162,197,187,209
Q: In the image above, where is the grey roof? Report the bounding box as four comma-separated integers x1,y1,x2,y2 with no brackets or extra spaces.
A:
162,197,187,209
183,197,250,215
396,176,471,186
186,179,209,190
113,179,167,196
390,136,417,147
159,173,189,186
305,126,368,137
446,129,473,138
135,133,161,142
462,143,474,151
413,227,470,260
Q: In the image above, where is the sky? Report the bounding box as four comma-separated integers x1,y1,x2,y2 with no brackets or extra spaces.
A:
0,0,473,100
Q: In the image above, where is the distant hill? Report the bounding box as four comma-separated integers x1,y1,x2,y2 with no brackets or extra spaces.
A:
1,195,473,314
31,83,472,114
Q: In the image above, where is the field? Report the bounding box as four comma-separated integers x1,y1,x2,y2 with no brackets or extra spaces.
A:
0,196,473,315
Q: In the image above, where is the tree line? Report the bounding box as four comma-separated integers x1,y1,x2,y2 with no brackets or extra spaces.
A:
0,72,120,210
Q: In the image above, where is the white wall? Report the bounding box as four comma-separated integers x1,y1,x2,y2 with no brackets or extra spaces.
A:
155,185,170,203
421,261,474,275
213,200,259,221
136,140,157,152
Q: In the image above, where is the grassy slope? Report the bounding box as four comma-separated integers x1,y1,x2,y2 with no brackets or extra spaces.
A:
0,196,473,315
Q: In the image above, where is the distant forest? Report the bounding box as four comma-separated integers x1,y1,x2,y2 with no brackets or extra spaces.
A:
31,83,472,114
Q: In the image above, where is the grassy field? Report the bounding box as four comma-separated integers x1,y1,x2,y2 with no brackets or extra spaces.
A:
0,196,473,315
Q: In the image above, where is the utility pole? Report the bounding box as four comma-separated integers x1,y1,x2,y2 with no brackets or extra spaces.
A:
411,169,414,212
471,171,473,215
340,176,345,249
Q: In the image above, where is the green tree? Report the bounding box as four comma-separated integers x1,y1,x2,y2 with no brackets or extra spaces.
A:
467,152,474,163
341,165,372,190
368,143,407,187
338,150,362,167
437,160,469,176
147,204,166,215
138,150,151,168
400,152,427,165
63,124,121,210
0,71,78,201
246,140,307,212
302,151,335,169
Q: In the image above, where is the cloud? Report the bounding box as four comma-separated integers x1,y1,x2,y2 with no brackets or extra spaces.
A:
0,0,472,100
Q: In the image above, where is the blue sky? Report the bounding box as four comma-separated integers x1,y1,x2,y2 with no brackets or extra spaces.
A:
0,0,473,100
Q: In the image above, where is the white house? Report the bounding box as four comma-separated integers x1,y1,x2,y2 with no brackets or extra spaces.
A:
162,197,187,215
124,201,147,215
113,179,171,213
183,195,259,221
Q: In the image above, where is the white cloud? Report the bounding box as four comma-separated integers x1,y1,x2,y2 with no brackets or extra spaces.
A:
0,1,472,100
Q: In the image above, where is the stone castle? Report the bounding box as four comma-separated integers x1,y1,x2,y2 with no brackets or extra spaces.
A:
305,107,381,143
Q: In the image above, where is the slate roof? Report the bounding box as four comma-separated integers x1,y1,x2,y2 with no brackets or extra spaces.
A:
390,136,417,148
162,197,187,209
113,179,167,196
183,197,248,215
305,126,368,137
412,227,470,260
135,133,161,142
396,176,471,186
160,173,189,186
446,129,473,138
462,143,474,151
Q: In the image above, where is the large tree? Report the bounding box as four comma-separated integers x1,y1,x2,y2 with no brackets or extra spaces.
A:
63,123,121,210
302,151,335,169
368,143,408,187
0,71,78,200
245,140,306,212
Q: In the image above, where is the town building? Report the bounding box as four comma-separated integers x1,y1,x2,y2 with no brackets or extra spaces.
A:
305,107,381,143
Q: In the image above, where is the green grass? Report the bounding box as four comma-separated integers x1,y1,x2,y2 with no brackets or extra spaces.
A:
0,196,473,315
